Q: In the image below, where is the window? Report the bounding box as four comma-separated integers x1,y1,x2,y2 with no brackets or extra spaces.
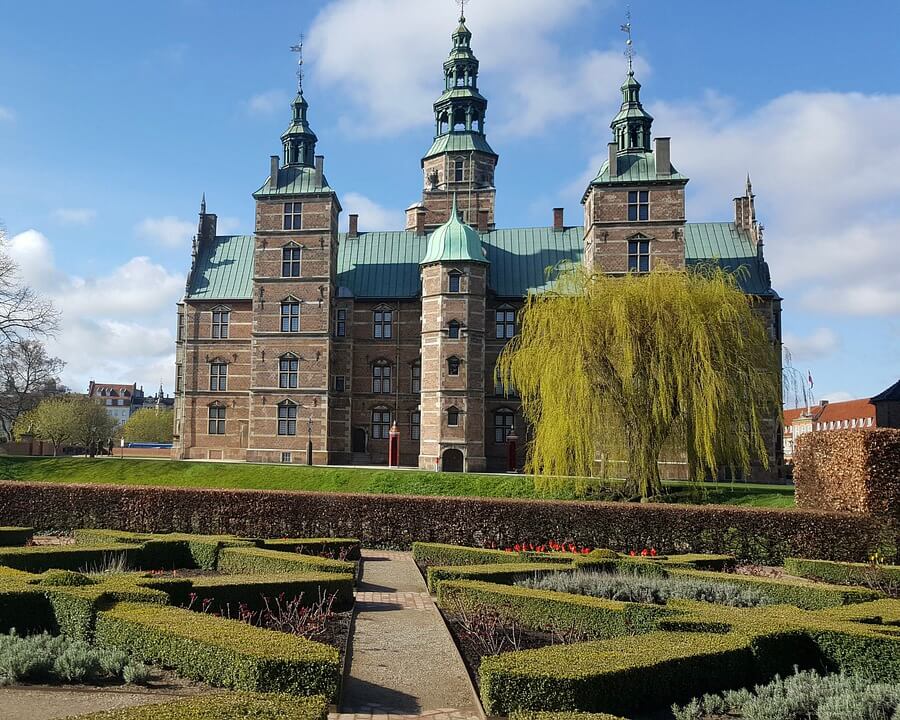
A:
411,411,421,440
333,375,346,393
281,301,300,333
448,357,460,376
448,320,461,339
279,356,299,389
447,407,460,427
495,308,516,339
454,159,464,183
495,410,515,443
177,312,184,341
373,362,392,393
281,452,292,464
208,405,226,435
283,202,302,230
374,309,393,339
278,402,298,436
336,309,346,337
209,363,228,391
628,239,650,273
372,409,391,439
448,271,461,293
411,362,421,394
627,190,649,221
212,309,230,339
282,245,302,277
175,363,183,393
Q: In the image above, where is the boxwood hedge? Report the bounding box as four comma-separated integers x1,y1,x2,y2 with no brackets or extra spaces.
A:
190,573,355,612
260,538,361,561
69,692,329,720
0,544,143,573
217,547,355,576
426,562,569,593
784,557,900,587
511,713,627,720
94,602,341,697
0,526,34,546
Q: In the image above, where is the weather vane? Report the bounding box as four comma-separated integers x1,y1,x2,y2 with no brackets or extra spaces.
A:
455,0,469,21
620,8,634,72
290,34,304,92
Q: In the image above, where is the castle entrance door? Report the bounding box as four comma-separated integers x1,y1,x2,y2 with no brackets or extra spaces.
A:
442,448,464,472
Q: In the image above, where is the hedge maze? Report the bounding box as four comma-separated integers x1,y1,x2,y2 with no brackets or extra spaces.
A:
415,542,900,717
0,528,360,717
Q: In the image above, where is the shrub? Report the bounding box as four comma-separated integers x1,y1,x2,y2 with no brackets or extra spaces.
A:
785,557,900,588
94,602,340,697
30,570,95,587
1,481,885,564
413,542,524,567
261,538,361,561
0,527,34,547
122,661,151,685
67,692,329,720
517,571,771,608
511,712,627,720
0,545,142,573
217,547,354,576
188,573,355,612
427,563,568,593
0,586,53,635
74,530,152,546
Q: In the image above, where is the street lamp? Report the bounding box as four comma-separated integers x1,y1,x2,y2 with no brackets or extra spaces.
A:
306,415,313,466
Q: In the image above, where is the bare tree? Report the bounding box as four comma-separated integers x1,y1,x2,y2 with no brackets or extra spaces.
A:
0,339,66,441
0,223,58,344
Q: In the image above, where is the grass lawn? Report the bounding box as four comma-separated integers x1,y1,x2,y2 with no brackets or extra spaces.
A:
0,456,794,508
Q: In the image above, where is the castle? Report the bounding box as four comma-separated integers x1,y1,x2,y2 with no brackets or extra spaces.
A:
173,13,782,476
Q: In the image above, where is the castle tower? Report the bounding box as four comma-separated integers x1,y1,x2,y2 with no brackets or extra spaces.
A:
407,11,498,232
418,196,489,472
581,69,688,273
247,77,341,464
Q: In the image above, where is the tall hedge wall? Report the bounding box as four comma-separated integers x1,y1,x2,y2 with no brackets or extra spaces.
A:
0,481,890,563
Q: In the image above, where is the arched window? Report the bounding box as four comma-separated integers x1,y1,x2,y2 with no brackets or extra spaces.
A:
277,401,298,436
372,407,391,439
448,270,462,293
495,306,516,339
372,361,392,394
279,354,299,389
447,356,460,376
448,320,461,339
447,406,460,427
282,244,302,277
494,409,515,443
209,361,228,391
211,306,230,338
373,307,393,339
208,403,226,435
281,299,300,333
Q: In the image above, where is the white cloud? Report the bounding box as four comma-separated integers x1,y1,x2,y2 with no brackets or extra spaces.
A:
340,192,405,232
52,208,97,226
783,328,840,361
0,106,13,122
8,229,183,392
216,216,244,235
246,89,291,117
308,0,607,137
136,216,195,248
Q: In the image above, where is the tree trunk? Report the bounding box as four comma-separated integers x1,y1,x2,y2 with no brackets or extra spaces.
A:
626,425,664,499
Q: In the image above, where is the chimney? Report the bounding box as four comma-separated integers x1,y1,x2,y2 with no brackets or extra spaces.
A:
415,207,427,236
607,142,618,180
200,212,217,241
553,207,564,232
314,155,324,187
734,195,752,230
269,156,280,191
477,209,490,232
348,214,359,238
654,137,671,176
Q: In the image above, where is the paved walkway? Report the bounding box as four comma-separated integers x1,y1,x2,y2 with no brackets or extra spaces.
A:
335,550,482,720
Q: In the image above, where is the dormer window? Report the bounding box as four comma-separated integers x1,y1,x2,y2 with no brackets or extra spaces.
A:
282,244,302,277
283,202,302,231
627,191,649,221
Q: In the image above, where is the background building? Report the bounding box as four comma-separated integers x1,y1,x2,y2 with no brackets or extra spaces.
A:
174,14,782,476
87,382,141,426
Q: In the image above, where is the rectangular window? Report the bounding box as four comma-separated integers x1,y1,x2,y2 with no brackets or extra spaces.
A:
279,357,299,389
208,406,225,435
447,408,460,427
374,310,393,339
175,363,183,393
209,363,228,392
177,312,184,341
448,321,461,339
411,363,421,394
278,404,298,436
281,246,302,277
627,190,649,221
212,310,230,339
282,202,302,230
448,272,461,293
372,409,391,439
281,302,300,333
454,159,464,183
448,357,460,376
411,411,421,440
495,309,516,339
336,309,346,337
281,452,292,464
333,375,346,393
373,364,392,393
495,412,514,443
628,240,650,273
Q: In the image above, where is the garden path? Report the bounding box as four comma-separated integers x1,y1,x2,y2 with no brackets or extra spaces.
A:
333,550,482,720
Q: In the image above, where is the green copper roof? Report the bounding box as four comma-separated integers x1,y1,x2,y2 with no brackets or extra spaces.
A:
424,132,496,160
186,235,254,300
684,222,778,298
590,152,688,186
253,166,333,198
421,196,488,265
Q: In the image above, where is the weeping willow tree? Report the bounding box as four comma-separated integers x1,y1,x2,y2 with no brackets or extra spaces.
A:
496,263,781,499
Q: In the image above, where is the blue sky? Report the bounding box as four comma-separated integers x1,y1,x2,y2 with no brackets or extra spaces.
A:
1,0,898,404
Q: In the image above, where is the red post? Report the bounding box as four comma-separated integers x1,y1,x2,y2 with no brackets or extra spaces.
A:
506,431,518,473
388,421,400,467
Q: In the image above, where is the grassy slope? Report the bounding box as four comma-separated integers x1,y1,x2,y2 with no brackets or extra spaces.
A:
0,457,794,507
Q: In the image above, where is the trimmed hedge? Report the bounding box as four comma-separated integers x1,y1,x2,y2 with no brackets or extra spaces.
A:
70,692,329,720
0,544,143,572
784,556,900,587
261,538,361,561
94,602,340,697
1,480,887,564
426,562,569,593
0,526,34,546
0,584,52,634
217,547,355,576
190,573,355,612
437,579,669,638
511,713,627,720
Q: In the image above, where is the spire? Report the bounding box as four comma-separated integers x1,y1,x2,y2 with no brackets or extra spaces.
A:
610,10,653,153
282,34,318,168
200,193,206,215
421,194,489,265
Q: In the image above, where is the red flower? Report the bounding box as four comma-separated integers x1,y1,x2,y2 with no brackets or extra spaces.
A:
581,547,590,554
630,550,636,557
650,548,658,556
641,549,649,557
514,544,521,552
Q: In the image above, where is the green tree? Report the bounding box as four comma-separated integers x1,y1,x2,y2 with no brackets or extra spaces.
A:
69,395,118,453
121,408,174,444
497,263,781,499
15,397,77,455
